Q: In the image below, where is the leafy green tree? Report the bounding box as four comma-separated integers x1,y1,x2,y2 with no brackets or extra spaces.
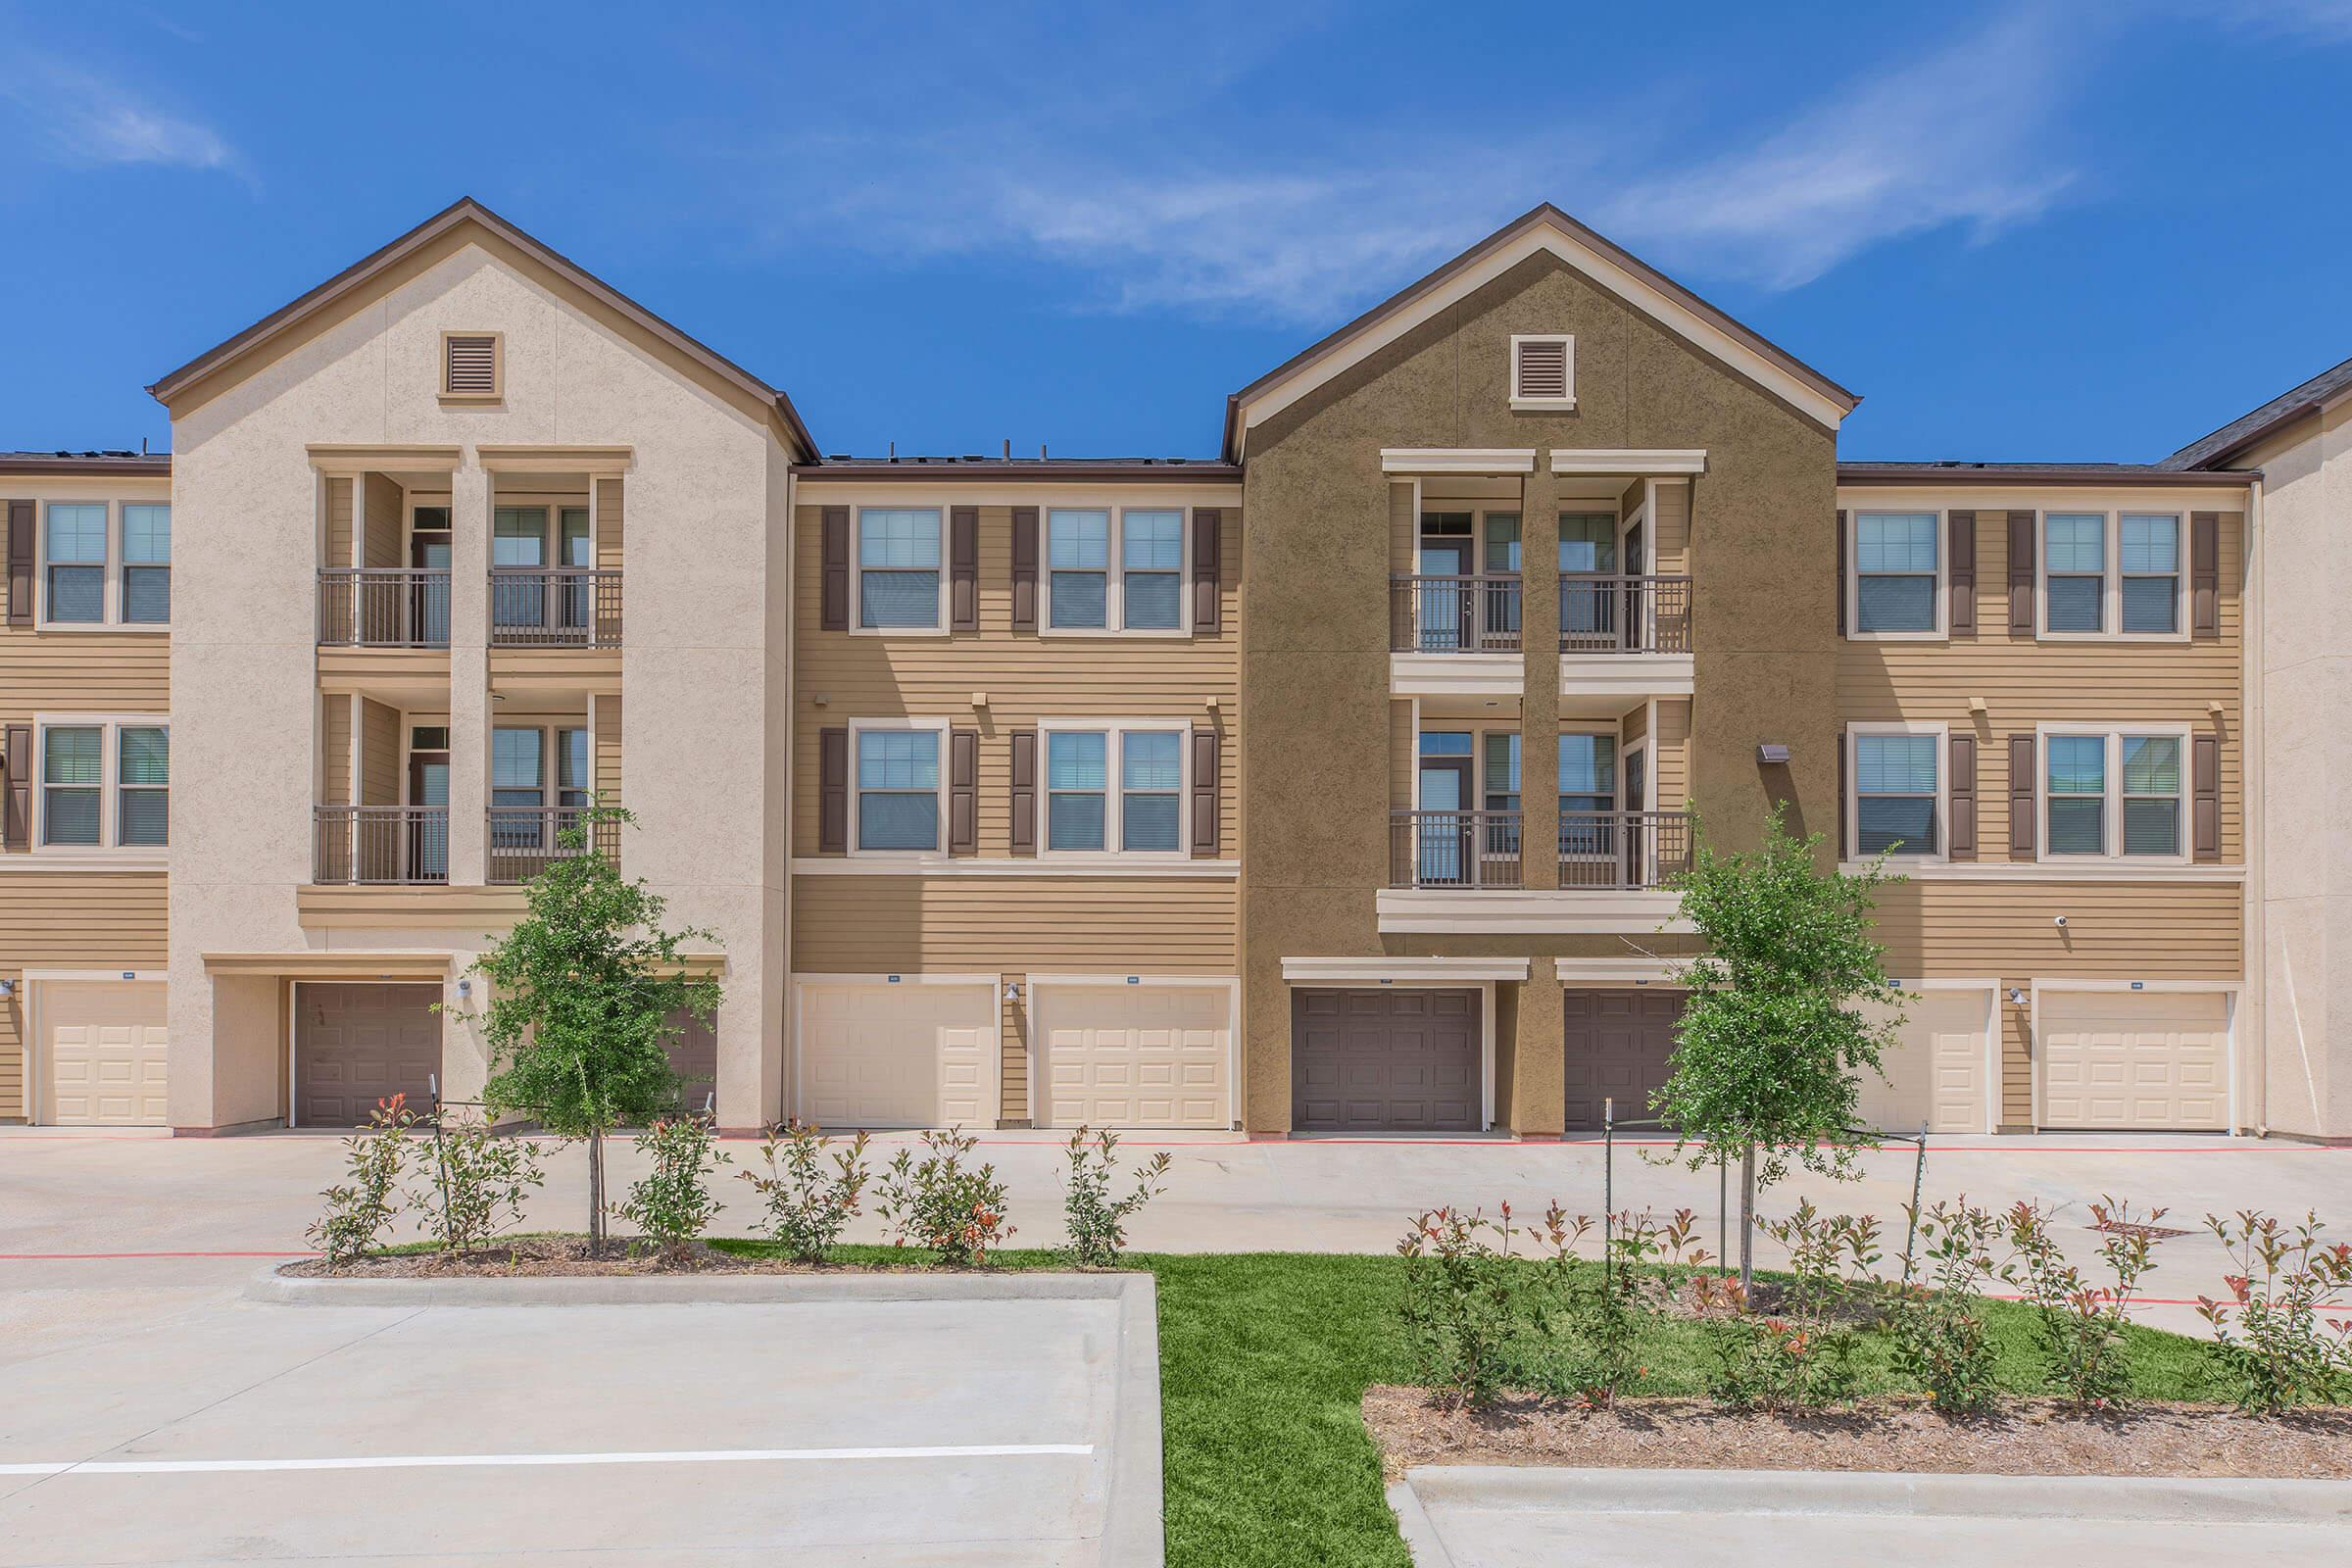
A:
456,804,721,1251
1651,804,1905,1291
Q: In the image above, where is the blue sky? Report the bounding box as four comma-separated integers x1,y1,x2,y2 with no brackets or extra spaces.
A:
3,0,2348,462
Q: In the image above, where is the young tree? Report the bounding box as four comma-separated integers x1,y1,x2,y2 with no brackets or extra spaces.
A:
457,804,721,1251
1651,804,1905,1291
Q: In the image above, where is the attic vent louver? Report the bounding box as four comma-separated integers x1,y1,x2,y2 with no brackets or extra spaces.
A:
1510,334,1575,409
442,333,501,399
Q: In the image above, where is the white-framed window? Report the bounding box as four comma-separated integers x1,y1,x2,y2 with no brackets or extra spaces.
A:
490,726,546,849
38,500,172,629
1037,719,1190,858
849,719,948,856
854,507,946,632
2037,511,2187,642
1557,731,1618,857
1848,512,1942,638
1509,333,1577,411
35,716,168,852
1047,507,1192,636
1846,721,1945,859
2036,724,2190,863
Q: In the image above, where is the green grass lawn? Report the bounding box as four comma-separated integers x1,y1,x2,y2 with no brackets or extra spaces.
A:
705,1242,2214,1568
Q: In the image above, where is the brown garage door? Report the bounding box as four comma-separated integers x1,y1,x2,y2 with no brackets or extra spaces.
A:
1292,989,1479,1132
664,1006,717,1114
297,983,443,1127
1563,989,1683,1131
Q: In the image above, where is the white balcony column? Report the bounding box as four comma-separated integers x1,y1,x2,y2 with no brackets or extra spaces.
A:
446,458,492,888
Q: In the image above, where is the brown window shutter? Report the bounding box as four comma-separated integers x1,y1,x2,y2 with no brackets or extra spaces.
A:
950,507,979,631
820,508,850,631
2007,511,2035,635
1948,733,1977,859
2190,513,2220,638
4,723,30,851
1836,724,1847,858
6,501,31,627
1834,511,1847,637
1008,729,1037,854
2008,734,2036,857
2192,732,2220,861
817,726,848,853
1948,511,1976,634
1010,507,1039,630
1192,509,1221,631
1191,727,1220,856
949,728,978,855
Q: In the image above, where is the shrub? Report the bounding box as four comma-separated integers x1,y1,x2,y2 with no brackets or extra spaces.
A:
2196,1209,2352,1412
414,1110,546,1254
1058,1126,1171,1268
1522,1206,1697,1408
740,1121,872,1263
1760,1199,1883,1319
875,1127,1013,1265
1893,1199,2004,1414
2005,1197,2164,1409
615,1114,728,1258
307,1094,416,1265
1704,1313,1861,1412
1396,1204,1528,1409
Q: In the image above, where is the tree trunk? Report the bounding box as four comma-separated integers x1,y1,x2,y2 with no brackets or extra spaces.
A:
587,1128,605,1253
1739,1148,1756,1295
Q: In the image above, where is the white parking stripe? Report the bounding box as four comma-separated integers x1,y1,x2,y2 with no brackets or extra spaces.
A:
0,1443,1094,1477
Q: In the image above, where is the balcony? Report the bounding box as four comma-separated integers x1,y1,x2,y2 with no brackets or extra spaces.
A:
1389,809,1524,889
1558,574,1691,655
1390,575,1524,654
318,569,451,648
1379,808,1696,936
1558,809,1692,890
487,806,619,885
489,568,622,648
314,806,449,885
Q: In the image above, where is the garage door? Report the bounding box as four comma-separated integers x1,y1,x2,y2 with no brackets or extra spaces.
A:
664,1006,717,1114
1856,989,1989,1135
2040,990,2229,1130
297,983,442,1128
1040,984,1231,1129
798,982,996,1128
1562,989,1682,1132
1291,989,1479,1132
43,981,169,1126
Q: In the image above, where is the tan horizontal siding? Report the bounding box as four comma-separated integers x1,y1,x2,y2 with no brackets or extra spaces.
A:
0,632,170,719
0,871,169,1119
1390,481,1414,576
1652,482,1690,575
1653,699,1690,810
1838,512,2243,862
363,473,402,568
325,476,353,566
1001,980,1028,1122
321,694,352,807
596,477,623,571
793,504,1239,858
789,875,1237,974
595,695,622,808
1390,700,1414,812
360,698,399,807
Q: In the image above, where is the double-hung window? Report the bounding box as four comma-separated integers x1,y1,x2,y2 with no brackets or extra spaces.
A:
2120,514,2180,634
121,504,172,624
557,727,592,812
1041,722,1188,857
1120,731,1183,851
1558,733,1617,857
1048,509,1111,629
36,718,168,850
2044,735,2107,856
1120,511,1184,630
1049,508,1189,633
1852,730,1938,857
857,508,944,630
490,728,546,849
855,727,942,852
38,502,171,627
2040,512,2185,639
1851,513,1938,635
1047,730,1108,850
44,504,108,624
2044,514,2105,632
2121,734,2182,856
2041,728,2186,860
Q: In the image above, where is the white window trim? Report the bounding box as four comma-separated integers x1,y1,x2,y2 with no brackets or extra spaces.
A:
851,505,951,637
1845,510,1946,643
36,500,171,633
1508,333,1577,412
1041,505,1195,639
32,714,168,858
2033,721,2192,867
1845,720,1950,864
846,717,952,858
1035,718,1193,862
2035,511,2189,645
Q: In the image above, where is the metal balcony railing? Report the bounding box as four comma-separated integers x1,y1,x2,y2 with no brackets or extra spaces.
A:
314,806,450,885
1389,809,1525,889
1390,574,1524,654
488,568,622,647
1558,809,1692,890
317,569,451,648
1558,574,1692,654
486,806,619,884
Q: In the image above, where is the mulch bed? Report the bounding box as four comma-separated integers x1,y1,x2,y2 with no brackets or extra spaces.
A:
1362,1385,2352,1481
283,1238,1025,1279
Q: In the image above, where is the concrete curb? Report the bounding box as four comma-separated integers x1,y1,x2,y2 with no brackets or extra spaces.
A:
250,1265,1165,1566
1401,1464,2352,1526
1386,1479,1458,1568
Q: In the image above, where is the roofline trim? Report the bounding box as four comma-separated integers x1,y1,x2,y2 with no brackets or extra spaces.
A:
1838,465,2261,488
145,196,818,460
792,462,1243,483
0,456,173,477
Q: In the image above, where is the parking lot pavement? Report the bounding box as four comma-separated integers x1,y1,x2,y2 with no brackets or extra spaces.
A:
0,1290,1120,1566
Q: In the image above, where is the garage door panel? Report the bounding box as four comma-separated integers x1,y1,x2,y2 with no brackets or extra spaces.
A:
1857,991,1989,1135
2038,991,2229,1131
1042,985,1231,1129
1291,989,1479,1132
297,984,442,1128
799,983,996,1128
44,983,170,1126
1563,990,1682,1132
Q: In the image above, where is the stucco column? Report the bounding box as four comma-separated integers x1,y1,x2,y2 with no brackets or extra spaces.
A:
446,460,490,888
1520,468,1561,890
1510,959,1566,1135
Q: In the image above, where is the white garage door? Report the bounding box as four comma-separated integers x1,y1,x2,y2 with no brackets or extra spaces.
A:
44,981,169,1126
1040,983,1232,1129
797,981,997,1129
1856,989,1990,1135
2040,990,2230,1131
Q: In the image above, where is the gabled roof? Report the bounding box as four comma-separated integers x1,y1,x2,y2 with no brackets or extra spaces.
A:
146,197,816,460
2162,352,2352,471
0,451,172,476
1222,203,1860,462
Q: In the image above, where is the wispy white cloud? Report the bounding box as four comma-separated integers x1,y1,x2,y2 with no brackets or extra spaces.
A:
1,56,238,174
2181,0,2352,42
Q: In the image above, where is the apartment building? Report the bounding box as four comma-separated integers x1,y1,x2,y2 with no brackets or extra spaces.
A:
0,197,2331,1139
